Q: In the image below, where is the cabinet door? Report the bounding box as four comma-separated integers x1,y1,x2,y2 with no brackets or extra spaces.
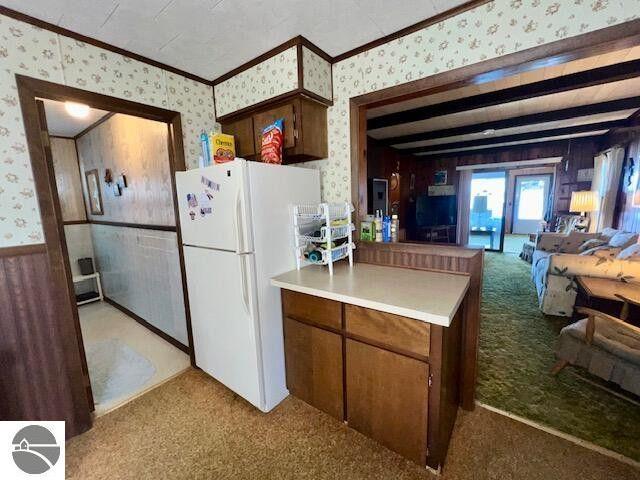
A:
223,117,255,157
283,317,344,420
253,103,296,159
346,339,429,464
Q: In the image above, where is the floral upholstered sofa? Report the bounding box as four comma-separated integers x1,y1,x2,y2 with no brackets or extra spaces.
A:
531,228,640,316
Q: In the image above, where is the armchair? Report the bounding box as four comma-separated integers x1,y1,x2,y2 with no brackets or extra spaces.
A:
552,307,640,396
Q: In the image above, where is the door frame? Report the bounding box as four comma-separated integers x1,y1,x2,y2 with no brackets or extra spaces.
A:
349,20,640,237
511,173,554,234
16,75,196,430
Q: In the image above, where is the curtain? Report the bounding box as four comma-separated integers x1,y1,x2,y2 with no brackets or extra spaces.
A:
590,147,625,232
456,170,472,244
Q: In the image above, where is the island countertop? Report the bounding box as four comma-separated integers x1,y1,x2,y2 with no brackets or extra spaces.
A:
270,262,469,327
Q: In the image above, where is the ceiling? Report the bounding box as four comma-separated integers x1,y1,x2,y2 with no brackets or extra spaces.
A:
2,0,467,80
41,98,111,137
367,46,640,157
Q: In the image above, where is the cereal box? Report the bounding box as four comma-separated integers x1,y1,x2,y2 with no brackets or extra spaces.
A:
211,133,235,164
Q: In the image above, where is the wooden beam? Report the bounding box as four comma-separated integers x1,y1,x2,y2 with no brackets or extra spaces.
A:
367,59,640,130
401,120,625,155
413,135,604,159
381,96,640,145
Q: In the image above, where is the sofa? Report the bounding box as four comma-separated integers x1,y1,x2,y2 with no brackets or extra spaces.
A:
531,228,640,316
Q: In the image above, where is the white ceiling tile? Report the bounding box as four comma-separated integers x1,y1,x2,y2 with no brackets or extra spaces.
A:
41,98,110,137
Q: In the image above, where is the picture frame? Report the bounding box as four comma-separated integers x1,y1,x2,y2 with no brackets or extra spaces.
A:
434,170,447,185
85,169,103,215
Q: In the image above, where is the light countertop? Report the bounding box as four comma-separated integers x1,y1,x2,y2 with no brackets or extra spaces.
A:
270,263,469,327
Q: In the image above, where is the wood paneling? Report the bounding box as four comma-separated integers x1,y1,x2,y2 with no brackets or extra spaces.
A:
345,338,429,465
76,113,175,226
355,241,482,411
0,239,91,435
50,138,86,222
282,290,342,331
345,304,430,359
283,317,344,420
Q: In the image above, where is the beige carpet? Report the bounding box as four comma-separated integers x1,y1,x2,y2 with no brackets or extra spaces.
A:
66,369,638,480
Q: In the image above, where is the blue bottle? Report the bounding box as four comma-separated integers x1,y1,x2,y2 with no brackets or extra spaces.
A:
382,215,391,242
200,130,211,166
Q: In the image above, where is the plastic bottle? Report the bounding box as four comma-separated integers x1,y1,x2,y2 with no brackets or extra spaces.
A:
200,130,211,166
391,214,399,242
374,210,383,242
382,215,391,242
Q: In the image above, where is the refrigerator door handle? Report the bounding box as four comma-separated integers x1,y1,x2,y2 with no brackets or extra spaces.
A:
235,188,245,254
239,255,250,316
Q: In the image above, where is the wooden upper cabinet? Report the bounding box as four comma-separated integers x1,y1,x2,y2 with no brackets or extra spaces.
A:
220,93,327,165
222,116,255,158
253,103,296,153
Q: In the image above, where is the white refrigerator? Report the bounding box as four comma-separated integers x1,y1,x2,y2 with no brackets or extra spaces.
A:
175,159,320,412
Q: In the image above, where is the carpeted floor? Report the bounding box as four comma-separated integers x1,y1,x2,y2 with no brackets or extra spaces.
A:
477,251,640,461
66,368,639,480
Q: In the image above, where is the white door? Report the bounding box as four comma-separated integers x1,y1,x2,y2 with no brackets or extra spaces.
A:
183,245,264,410
512,174,552,234
176,160,253,253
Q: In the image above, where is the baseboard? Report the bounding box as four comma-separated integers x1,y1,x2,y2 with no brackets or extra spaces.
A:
476,401,640,469
103,296,190,354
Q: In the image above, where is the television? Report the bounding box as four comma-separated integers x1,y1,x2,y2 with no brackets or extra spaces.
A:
416,194,457,227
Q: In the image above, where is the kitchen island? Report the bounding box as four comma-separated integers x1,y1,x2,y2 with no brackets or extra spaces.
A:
271,262,472,470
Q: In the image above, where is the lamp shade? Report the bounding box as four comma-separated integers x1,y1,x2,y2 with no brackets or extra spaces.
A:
569,190,598,213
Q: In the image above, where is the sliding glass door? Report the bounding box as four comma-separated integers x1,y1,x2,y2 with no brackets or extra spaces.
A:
468,170,507,251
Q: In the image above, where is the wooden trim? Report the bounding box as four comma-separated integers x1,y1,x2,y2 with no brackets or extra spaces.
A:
403,120,626,155
368,58,640,130
89,219,177,232
63,220,90,226
382,96,640,146
456,157,563,171
416,136,603,159
49,135,75,140
103,297,189,353
0,243,47,257
17,80,93,436
296,43,305,92
0,7,212,86
213,36,303,86
299,36,333,63
73,112,116,140
216,89,332,123
333,0,489,63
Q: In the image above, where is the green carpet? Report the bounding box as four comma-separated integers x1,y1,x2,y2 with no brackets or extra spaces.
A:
477,252,640,461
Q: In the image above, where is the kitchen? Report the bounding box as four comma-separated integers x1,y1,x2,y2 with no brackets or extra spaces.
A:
2,3,636,479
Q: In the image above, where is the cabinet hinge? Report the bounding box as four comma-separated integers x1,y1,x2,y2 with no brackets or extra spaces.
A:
294,129,299,140
428,374,433,388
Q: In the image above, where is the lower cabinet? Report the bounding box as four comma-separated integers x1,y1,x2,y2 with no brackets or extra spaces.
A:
281,290,462,470
345,339,429,464
283,316,344,420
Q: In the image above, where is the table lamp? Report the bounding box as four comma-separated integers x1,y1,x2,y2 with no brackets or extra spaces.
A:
569,190,598,230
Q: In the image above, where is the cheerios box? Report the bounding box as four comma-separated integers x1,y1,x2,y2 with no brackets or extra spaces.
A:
211,133,235,164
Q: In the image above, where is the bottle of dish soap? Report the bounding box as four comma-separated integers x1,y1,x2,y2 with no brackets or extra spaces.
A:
391,214,399,242
200,130,211,166
374,210,383,242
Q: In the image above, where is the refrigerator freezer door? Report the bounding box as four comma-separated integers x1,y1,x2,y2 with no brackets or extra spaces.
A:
183,245,264,410
176,161,253,253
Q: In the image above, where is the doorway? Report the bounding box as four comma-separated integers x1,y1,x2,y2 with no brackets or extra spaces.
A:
512,174,553,234
468,171,507,252
16,75,195,436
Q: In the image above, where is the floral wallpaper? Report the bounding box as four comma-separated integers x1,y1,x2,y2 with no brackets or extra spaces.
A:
302,46,332,101
300,0,640,201
214,46,298,117
0,14,215,247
